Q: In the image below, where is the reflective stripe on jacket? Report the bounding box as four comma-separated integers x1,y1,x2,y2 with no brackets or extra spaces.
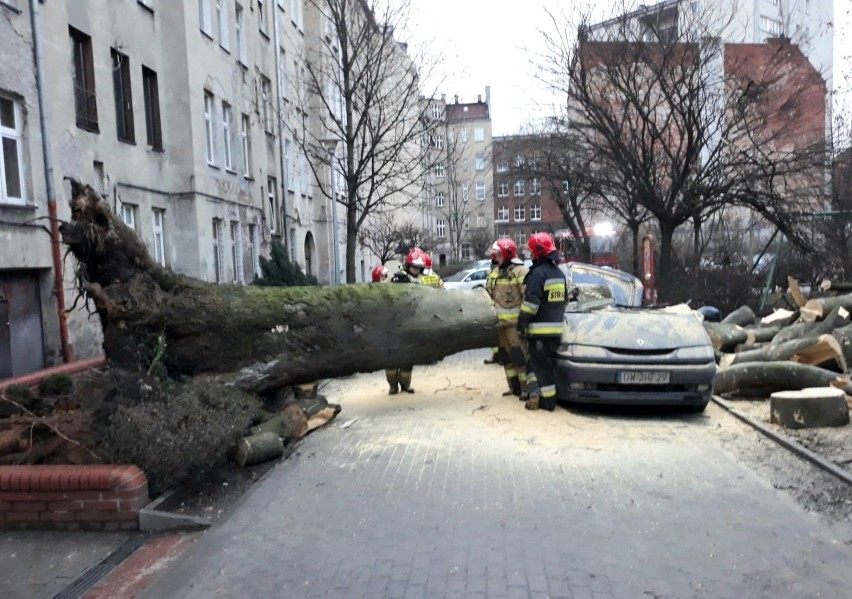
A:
486,262,527,325
518,260,567,337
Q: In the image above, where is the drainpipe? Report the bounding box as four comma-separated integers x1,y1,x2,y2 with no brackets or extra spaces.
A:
30,0,74,363
272,6,290,255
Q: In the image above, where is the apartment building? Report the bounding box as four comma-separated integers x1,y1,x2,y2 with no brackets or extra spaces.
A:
422,88,494,264
0,0,380,378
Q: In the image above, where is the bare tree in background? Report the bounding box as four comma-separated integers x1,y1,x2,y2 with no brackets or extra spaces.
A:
358,214,407,266
540,1,825,299
295,0,441,282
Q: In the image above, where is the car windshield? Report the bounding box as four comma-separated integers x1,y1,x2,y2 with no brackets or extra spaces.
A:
445,269,477,282
562,263,643,307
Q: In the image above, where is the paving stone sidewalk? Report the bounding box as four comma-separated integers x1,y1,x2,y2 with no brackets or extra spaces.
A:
135,350,852,598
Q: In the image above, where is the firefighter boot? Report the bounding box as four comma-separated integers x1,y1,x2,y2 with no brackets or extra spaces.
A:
502,377,522,397
401,385,415,394
389,384,399,395
525,395,540,411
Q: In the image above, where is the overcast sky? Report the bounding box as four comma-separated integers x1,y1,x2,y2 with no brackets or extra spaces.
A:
405,0,851,136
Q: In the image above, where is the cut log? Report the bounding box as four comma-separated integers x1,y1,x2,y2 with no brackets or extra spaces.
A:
771,306,849,344
728,334,846,372
304,406,340,434
59,181,499,393
235,432,284,467
831,323,852,372
0,426,26,457
713,362,852,398
800,293,852,323
759,308,797,327
819,280,852,293
249,405,309,442
770,387,849,429
704,323,748,352
787,276,807,308
721,305,756,326
743,326,781,344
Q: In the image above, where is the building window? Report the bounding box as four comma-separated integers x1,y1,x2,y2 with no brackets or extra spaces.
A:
496,206,509,222
435,163,444,178
235,3,247,64
290,0,304,30
497,181,509,197
204,91,216,165
760,15,782,36
475,154,485,171
213,218,224,283
261,75,273,133
462,244,471,259
0,97,25,204
474,127,484,142
529,153,540,169
111,49,135,143
70,27,98,132
436,191,445,207
241,113,251,175
431,103,441,119
436,219,446,238
120,203,137,231
497,159,508,172
514,205,525,222
514,154,523,168
476,182,486,200
464,218,470,230
477,213,486,228
562,180,570,194
513,179,524,196
461,184,469,201
247,223,259,280
516,231,528,246
531,177,541,195
431,134,443,149
267,176,278,232
285,137,295,190
198,0,212,35
142,66,163,151
222,101,233,170
152,208,166,266
257,0,267,33
530,204,542,221
231,221,243,283
216,0,229,49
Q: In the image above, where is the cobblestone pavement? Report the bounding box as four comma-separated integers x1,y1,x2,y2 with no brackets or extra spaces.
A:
140,350,852,599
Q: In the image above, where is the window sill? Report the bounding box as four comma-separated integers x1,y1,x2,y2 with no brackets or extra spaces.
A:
137,1,154,15
243,174,254,181
226,168,238,175
148,145,164,153
76,122,100,134
118,137,137,145
0,1,21,14
200,29,214,41
238,59,248,70
207,162,220,170
0,201,34,211
259,29,270,41
220,45,231,54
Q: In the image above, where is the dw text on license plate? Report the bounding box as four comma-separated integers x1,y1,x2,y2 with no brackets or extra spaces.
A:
618,371,670,385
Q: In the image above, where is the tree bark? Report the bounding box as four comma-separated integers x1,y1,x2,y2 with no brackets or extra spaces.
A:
726,334,845,371
236,432,285,467
770,388,849,429
713,362,852,398
704,322,749,352
721,305,755,326
801,293,852,322
59,181,499,393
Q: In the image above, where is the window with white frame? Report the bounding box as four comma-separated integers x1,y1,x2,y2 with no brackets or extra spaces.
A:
431,103,440,119
760,15,782,36
514,205,525,221
222,101,233,170
212,218,224,282
230,221,243,283
516,231,528,246
530,204,542,221
435,190,445,207
279,48,288,100
0,96,25,205
216,0,229,49
531,178,541,195
462,184,469,201
462,244,471,259
257,0,267,33
514,154,523,168
529,152,540,169
152,208,166,266
474,127,484,142
290,0,304,30
198,0,212,35
476,213,486,228
436,219,446,238
267,176,278,232
241,113,251,175
476,182,486,200
261,76,273,133
460,128,467,143
235,3,247,64
285,137,296,191
204,91,216,165
435,163,445,178
120,203,137,231
464,217,470,230
497,181,509,197
247,223,259,279
513,179,524,196
497,159,508,172
496,206,509,222
475,154,485,171
562,180,570,194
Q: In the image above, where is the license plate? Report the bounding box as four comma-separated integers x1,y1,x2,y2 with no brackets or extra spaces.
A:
618,371,670,384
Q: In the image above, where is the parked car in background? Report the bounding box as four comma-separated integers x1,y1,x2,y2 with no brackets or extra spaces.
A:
443,265,490,290
553,263,715,412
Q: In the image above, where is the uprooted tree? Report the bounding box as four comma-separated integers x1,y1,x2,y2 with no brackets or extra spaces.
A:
60,180,499,393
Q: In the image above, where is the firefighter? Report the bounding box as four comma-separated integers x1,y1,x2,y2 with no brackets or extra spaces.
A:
371,264,389,283
385,247,425,394
518,233,569,411
419,253,444,289
485,238,529,398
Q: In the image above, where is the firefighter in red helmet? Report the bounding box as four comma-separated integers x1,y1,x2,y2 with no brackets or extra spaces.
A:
485,237,529,398
518,232,569,411
420,252,444,289
385,247,425,394
371,264,389,283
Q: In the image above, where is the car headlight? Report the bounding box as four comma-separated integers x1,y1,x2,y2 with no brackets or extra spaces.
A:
556,344,608,358
675,345,714,360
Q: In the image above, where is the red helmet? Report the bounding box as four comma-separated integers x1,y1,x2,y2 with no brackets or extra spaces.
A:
423,253,433,270
371,265,388,282
528,233,558,260
489,238,517,262
404,247,426,268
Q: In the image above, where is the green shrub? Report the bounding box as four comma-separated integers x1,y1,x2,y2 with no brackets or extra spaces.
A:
99,379,260,495
254,239,319,287
39,374,75,397
2,384,36,409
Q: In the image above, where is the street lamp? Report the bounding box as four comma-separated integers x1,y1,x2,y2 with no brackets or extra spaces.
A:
321,139,341,285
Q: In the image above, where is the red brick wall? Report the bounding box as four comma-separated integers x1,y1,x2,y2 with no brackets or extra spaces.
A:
0,465,149,531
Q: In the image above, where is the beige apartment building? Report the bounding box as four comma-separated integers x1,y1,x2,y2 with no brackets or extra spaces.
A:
0,0,399,378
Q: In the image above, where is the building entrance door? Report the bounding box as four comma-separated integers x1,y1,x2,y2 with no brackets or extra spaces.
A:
0,272,45,378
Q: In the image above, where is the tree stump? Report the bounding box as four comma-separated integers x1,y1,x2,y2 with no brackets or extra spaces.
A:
769,388,850,429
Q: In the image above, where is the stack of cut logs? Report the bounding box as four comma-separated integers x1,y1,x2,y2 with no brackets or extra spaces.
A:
709,277,852,428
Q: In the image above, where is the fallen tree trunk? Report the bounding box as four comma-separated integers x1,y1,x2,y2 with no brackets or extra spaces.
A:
721,305,755,326
59,181,499,393
704,323,748,352
800,294,852,323
725,334,846,371
819,280,852,293
236,432,284,467
713,362,852,397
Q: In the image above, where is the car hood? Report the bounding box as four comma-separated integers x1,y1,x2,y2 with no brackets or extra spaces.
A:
562,309,711,352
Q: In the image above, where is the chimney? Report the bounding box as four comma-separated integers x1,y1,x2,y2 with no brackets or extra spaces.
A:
454,94,459,104
441,93,446,102
477,94,482,103
485,86,491,117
